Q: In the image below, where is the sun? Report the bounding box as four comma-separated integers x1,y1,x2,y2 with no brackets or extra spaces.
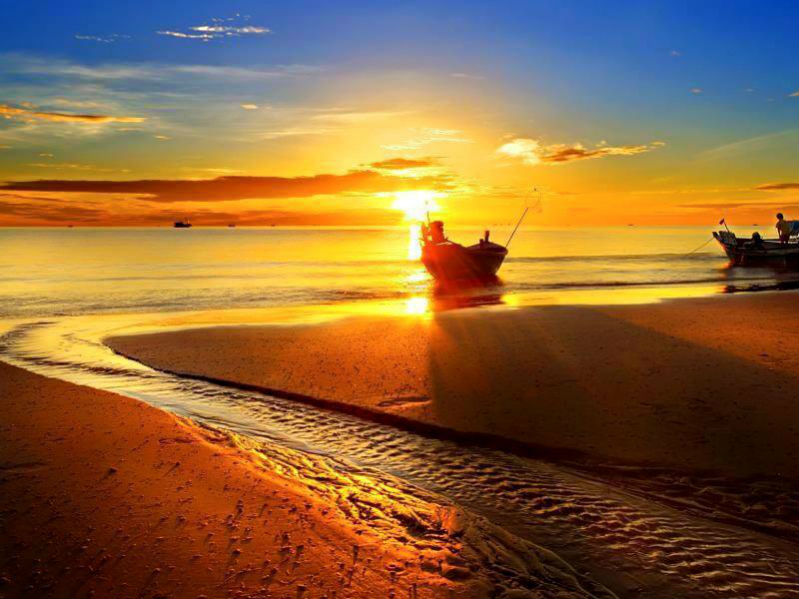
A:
391,190,441,222
391,190,442,260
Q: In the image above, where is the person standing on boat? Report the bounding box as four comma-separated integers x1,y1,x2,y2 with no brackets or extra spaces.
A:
776,213,791,244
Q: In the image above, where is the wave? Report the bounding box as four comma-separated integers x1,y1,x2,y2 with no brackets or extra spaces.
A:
507,274,793,291
506,251,720,263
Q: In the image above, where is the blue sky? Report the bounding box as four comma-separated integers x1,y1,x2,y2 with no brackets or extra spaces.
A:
0,0,796,225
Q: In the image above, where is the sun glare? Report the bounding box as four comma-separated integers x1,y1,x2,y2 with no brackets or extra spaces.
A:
392,191,442,260
391,190,440,222
404,296,430,315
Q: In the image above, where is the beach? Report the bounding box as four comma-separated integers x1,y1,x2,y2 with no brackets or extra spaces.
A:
0,360,594,599
2,285,798,598
108,292,799,479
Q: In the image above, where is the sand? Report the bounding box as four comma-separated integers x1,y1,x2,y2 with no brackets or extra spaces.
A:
0,361,594,599
107,292,799,479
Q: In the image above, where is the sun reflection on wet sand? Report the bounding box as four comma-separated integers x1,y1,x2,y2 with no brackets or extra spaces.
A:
404,296,430,316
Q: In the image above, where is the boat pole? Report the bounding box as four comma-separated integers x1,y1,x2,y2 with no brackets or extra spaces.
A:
505,206,529,248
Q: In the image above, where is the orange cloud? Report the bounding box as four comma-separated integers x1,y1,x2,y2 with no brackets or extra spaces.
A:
0,194,399,227
755,182,799,191
0,103,145,124
0,170,452,202
369,157,438,170
0,198,107,222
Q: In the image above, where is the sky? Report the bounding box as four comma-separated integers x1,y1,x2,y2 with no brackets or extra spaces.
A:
0,0,797,227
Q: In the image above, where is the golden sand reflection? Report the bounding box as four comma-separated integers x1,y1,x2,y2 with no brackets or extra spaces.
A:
404,296,430,316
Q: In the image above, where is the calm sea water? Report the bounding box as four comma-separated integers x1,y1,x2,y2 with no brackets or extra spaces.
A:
0,226,795,319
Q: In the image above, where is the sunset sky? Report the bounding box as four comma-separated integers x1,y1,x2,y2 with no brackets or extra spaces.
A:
0,0,797,227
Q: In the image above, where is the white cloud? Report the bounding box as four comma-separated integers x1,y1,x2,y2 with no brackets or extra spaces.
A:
381,128,472,151
497,138,664,165
26,162,127,172
698,128,797,160
157,30,215,40
75,34,129,43
172,64,320,79
496,138,542,165
311,110,411,123
0,54,322,82
157,16,270,41
240,103,259,110
690,87,703,94
191,25,270,35
450,72,484,80
260,127,333,140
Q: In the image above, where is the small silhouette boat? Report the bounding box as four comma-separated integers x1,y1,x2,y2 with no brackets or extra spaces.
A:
420,221,508,280
173,220,192,228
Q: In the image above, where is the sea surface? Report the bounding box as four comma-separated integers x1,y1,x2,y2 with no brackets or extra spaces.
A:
1,225,796,318
1,225,797,598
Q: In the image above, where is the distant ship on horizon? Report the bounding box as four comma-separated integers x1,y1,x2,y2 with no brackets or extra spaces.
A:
173,220,192,228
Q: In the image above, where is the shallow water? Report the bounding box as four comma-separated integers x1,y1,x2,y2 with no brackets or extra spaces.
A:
1,313,796,599
1,226,796,318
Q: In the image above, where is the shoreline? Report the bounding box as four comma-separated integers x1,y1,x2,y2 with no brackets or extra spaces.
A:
107,292,799,480
0,360,595,599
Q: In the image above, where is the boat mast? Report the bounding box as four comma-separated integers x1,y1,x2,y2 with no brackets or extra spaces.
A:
505,187,538,248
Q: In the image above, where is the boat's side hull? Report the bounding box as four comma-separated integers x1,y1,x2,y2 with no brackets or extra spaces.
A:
421,244,507,280
713,233,799,267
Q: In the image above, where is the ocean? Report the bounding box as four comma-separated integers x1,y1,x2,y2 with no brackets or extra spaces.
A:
0,225,795,319
0,225,796,598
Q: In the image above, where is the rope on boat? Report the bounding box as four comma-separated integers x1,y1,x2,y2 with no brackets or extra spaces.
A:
684,236,714,256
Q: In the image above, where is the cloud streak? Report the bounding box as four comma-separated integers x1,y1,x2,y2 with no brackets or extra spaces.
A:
1,54,320,82
382,128,471,151
0,103,145,124
0,170,452,203
157,16,270,41
75,34,129,43
497,138,664,165
369,157,438,170
755,182,799,191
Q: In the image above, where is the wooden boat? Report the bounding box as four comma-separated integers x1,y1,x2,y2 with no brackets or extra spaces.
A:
713,230,799,267
421,221,508,280
173,220,192,228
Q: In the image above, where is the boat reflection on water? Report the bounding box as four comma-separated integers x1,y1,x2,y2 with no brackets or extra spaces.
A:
717,257,799,294
429,275,505,311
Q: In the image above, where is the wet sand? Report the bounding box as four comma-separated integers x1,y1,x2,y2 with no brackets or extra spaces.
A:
108,292,799,479
0,361,592,599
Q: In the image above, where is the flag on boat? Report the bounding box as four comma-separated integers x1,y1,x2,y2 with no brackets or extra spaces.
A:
719,218,726,225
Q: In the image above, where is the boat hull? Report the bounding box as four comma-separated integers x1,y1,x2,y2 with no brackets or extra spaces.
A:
713,231,799,268
421,242,507,280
